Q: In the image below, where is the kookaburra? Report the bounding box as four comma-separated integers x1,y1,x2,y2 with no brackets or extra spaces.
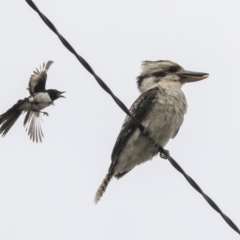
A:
95,60,208,203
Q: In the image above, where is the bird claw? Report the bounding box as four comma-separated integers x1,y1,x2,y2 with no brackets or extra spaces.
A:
141,127,149,137
160,149,170,159
43,112,49,116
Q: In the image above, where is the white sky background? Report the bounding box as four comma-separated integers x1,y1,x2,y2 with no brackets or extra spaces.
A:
0,0,240,239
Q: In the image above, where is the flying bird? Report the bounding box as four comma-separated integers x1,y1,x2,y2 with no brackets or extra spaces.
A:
0,61,65,142
95,60,208,203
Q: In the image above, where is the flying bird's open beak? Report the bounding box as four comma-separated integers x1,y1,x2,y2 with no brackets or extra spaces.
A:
59,91,66,98
177,71,209,83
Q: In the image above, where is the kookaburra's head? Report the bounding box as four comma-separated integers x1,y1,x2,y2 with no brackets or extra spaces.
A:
137,60,209,93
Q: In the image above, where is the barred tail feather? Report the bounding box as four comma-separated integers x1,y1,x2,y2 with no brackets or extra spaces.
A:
94,172,114,204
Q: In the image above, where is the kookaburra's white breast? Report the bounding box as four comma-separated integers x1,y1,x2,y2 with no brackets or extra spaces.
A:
149,83,187,142
115,82,187,175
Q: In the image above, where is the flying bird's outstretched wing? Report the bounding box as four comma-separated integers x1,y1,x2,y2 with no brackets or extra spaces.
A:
28,61,53,95
24,111,44,143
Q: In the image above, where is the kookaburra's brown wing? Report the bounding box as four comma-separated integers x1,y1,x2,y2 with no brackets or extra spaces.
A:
110,88,158,168
28,61,53,95
95,88,159,203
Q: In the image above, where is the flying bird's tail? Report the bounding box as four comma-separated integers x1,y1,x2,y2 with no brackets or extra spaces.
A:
0,108,22,137
94,171,114,204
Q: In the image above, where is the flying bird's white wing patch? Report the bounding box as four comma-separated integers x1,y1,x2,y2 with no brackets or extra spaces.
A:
24,111,44,143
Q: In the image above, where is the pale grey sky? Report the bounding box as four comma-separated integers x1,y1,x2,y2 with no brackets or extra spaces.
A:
0,1,240,239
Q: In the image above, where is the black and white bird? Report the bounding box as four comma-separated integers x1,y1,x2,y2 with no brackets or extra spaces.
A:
95,60,208,203
0,61,65,142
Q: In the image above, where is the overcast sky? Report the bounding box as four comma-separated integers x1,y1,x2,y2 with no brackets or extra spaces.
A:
0,1,240,239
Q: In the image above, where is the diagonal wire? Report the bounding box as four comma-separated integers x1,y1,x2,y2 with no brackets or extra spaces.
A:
25,0,240,236
166,155,240,235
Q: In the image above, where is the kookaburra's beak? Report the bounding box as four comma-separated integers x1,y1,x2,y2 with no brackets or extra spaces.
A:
59,91,66,98
177,71,209,83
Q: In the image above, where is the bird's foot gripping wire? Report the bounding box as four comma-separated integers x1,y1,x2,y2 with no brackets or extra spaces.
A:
141,128,170,159
160,149,170,160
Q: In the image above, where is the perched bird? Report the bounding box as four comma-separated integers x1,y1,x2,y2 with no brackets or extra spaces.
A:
95,60,208,203
0,61,65,142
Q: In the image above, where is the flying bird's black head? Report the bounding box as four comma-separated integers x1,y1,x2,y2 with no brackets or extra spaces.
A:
47,89,66,101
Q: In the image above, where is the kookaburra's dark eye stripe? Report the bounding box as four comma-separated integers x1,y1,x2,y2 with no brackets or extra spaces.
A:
137,71,166,87
151,71,166,78
136,75,145,88
168,67,177,72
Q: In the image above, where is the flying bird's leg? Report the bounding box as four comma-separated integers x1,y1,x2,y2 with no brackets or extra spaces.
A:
42,112,49,116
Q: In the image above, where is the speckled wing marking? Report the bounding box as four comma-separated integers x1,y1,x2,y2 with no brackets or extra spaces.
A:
95,88,159,203
110,88,159,171
24,111,44,143
28,61,53,95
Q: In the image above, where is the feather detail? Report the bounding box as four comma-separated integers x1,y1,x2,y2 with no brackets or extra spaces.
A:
24,111,44,143
28,61,54,95
0,110,22,137
0,99,27,137
94,172,114,204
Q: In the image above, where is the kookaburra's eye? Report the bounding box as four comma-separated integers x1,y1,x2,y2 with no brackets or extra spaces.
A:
169,67,177,72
